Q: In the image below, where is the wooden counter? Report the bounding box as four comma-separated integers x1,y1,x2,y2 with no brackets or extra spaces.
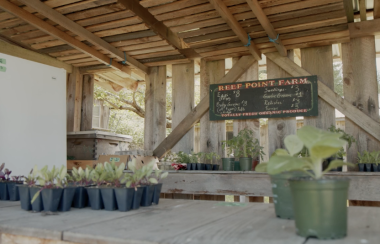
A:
0,199,379,244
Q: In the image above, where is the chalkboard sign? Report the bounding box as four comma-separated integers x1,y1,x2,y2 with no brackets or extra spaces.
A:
209,76,318,121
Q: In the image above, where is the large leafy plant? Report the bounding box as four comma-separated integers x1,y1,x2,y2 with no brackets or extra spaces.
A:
257,126,353,179
31,165,67,203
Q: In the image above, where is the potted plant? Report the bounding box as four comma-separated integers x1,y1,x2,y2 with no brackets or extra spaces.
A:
234,128,263,171
325,125,356,171
221,140,235,171
0,164,12,200
70,166,92,208
370,151,379,172
57,170,76,212
357,151,372,172
139,162,157,207
8,175,24,201
189,152,201,170
123,161,145,210
357,151,367,172
262,126,353,239
86,163,107,210
201,152,221,170
160,151,177,170
151,170,168,204
31,166,66,212
101,162,125,211
175,151,191,170
19,167,38,211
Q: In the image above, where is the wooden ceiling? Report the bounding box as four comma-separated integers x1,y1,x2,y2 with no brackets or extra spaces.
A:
0,0,355,90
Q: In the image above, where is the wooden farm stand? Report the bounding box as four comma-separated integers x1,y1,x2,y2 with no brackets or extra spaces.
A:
1,0,380,233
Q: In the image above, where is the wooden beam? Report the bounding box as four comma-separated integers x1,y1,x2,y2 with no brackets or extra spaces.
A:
359,0,367,21
349,19,380,38
67,67,83,132
97,73,138,91
94,75,124,93
117,0,200,59
375,0,380,18
245,0,287,57
153,55,257,158
0,40,72,73
81,74,94,131
343,0,354,23
208,0,261,61
3,0,147,76
265,52,380,142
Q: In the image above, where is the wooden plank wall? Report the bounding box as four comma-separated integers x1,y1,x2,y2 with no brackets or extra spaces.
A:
342,37,380,168
232,57,260,148
66,67,82,132
172,61,195,154
144,66,167,150
267,51,297,156
80,74,94,131
301,46,335,129
200,59,226,164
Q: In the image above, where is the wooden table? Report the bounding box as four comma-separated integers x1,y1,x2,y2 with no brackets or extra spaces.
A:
0,199,379,244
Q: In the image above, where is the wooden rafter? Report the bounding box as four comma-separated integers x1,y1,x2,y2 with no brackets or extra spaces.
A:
117,0,200,59
359,0,367,21
343,0,354,23
265,52,380,142
245,0,287,57
153,55,257,158
6,0,148,75
208,0,261,61
348,19,380,38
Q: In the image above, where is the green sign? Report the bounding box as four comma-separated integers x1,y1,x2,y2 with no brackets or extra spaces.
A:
0,58,6,65
209,76,318,121
0,66,6,72
110,157,120,162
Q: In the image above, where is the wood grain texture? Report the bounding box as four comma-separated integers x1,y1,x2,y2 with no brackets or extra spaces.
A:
375,0,380,18
80,74,94,131
66,67,82,132
343,0,354,22
200,59,226,164
172,61,195,154
144,66,167,150
231,57,260,153
342,37,380,169
301,46,335,129
265,52,380,143
349,18,380,38
154,56,256,158
267,50,297,156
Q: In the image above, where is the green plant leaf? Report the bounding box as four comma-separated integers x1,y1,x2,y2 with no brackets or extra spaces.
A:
267,155,313,176
149,178,158,184
31,190,40,204
284,135,304,156
160,172,169,179
323,160,355,173
255,163,267,172
272,149,289,156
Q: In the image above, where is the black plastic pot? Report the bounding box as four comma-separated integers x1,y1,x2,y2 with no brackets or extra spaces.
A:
186,163,192,170
378,164,380,172
190,163,196,170
212,165,219,171
7,182,21,201
18,185,31,211
100,187,117,211
115,187,134,212
290,178,350,239
58,187,76,212
132,187,144,210
30,187,43,212
205,164,212,170
41,188,63,212
86,187,104,210
153,183,163,204
72,186,88,208
195,163,202,170
365,163,372,172
141,185,155,207
0,182,9,200
372,164,379,172
358,164,365,172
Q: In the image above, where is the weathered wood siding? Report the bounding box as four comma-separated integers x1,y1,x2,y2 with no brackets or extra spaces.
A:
66,67,82,132
80,74,94,131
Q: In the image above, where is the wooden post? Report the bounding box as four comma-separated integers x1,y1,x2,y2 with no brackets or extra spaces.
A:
200,59,226,164
267,51,297,156
172,61,195,154
100,101,110,129
66,67,82,132
232,58,260,144
80,74,94,131
301,46,335,129
144,66,167,150
342,37,380,167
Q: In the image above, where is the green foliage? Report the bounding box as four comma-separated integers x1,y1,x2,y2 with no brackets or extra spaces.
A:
24,166,38,187
175,151,190,164
258,126,354,179
189,152,199,164
122,161,166,188
70,166,93,186
104,162,125,187
91,163,108,187
357,150,380,165
198,152,221,164
327,125,356,158
222,128,265,160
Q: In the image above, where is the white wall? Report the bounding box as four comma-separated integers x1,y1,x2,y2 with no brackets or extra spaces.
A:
0,53,66,177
